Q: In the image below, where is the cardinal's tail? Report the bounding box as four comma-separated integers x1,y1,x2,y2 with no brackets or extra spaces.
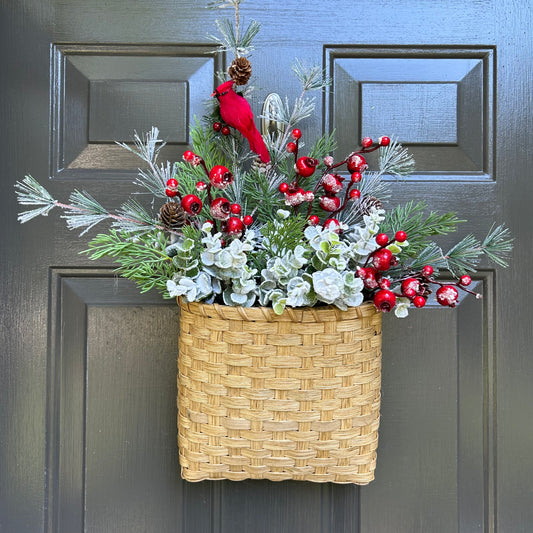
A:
246,128,270,163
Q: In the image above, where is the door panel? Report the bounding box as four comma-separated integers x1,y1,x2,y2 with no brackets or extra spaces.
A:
2,1,532,532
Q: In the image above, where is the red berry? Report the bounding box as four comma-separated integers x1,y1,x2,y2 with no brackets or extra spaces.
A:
356,266,366,279
422,265,434,277
209,165,234,189
196,181,207,191
224,216,245,236
291,128,302,140
350,172,362,183
213,122,222,132
413,296,426,308
379,136,391,146
286,142,297,153
221,126,231,136
372,248,393,271
165,188,178,198
395,230,407,243
323,218,341,233
279,182,289,193
436,285,459,307
375,233,389,247
181,194,203,215
362,267,379,289
230,203,242,215
183,150,195,162
373,289,397,312
243,215,253,226
210,197,231,220
379,278,391,289
346,154,368,173
166,178,178,188
319,194,341,212
308,215,320,226
349,189,361,200
460,275,472,286
284,188,305,207
295,156,319,178
401,278,420,298
322,173,343,193
361,137,373,148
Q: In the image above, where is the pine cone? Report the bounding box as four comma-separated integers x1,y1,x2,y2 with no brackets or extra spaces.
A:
159,202,187,230
251,156,272,175
228,57,252,85
359,195,383,216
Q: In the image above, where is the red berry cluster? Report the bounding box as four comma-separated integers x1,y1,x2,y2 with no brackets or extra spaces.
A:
181,150,253,238
278,132,391,224
212,121,231,136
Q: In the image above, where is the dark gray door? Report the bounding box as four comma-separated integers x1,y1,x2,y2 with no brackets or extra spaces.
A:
1,1,532,532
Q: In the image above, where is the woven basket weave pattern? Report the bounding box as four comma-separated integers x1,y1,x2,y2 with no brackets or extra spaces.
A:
177,300,382,484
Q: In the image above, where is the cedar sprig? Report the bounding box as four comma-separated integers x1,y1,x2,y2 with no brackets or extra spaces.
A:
261,214,308,257
85,230,174,295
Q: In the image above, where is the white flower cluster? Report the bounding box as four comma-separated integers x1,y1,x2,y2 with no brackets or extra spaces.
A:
166,208,406,315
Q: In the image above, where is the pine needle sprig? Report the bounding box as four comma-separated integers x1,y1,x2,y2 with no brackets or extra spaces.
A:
382,201,464,257
62,190,109,235
307,130,337,161
15,175,57,222
379,138,415,178
114,199,157,233
291,59,331,92
481,224,513,268
116,127,164,166
84,230,175,295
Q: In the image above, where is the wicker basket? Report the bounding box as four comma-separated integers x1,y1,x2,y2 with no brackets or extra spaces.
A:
177,299,382,484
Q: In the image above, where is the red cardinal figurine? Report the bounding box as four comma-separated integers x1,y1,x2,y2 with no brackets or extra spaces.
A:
212,80,270,163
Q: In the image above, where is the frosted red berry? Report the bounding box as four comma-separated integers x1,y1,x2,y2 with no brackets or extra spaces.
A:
372,248,393,271
224,216,245,236
349,189,361,200
291,128,302,140
322,173,343,194
308,215,320,226
166,178,178,188
209,165,234,189
209,197,231,220
379,278,391,289
196,181,207,191
460,275,472,286
323,218,341,233
373,289,397,312
422,265,434,277
346,154,368,173
361,137,373,148
286,142,297,153
395,230,407,242
319,194,341,212
436,285,459,307
401,278,420,298
165,188,178,198
181,194,203,215
375,233,389,247
350,172,362,183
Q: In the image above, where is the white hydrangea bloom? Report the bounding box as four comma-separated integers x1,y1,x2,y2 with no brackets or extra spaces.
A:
312,268,343,304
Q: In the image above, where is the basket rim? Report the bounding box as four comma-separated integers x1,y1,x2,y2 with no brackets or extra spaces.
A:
177,298,380,323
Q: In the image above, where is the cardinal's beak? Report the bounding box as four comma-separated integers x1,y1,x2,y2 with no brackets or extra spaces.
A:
211,90,218,98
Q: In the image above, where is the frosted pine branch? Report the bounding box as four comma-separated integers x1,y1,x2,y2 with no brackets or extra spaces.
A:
15,175,57,222
379,138,415,178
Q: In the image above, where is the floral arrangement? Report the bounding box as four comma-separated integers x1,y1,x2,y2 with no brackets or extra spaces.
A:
14,0,512,318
